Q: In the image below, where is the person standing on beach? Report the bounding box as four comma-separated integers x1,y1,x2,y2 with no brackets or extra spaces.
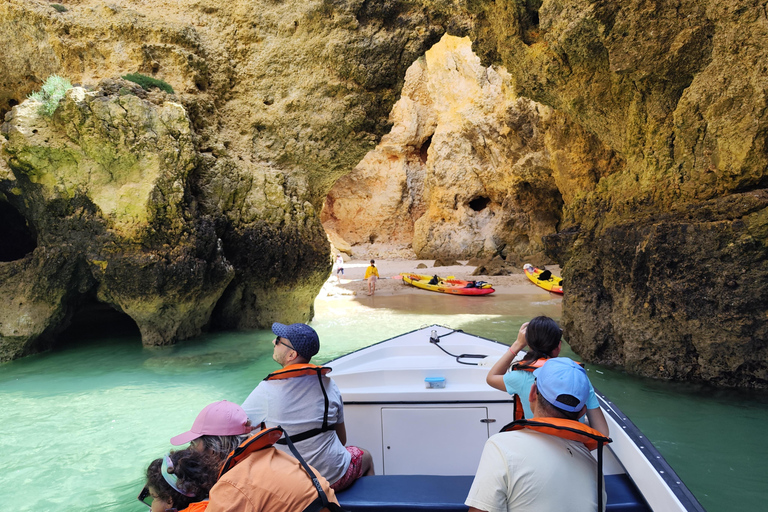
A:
364,259,379,295
334,254,344,283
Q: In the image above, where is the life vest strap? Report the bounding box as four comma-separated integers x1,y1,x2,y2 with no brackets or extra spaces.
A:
282,429,348,512
276,425,336,445
218,427,285,480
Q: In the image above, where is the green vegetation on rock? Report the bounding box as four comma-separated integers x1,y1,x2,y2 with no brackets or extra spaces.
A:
51,4,67,12
28,75,72,116
122,73,174,94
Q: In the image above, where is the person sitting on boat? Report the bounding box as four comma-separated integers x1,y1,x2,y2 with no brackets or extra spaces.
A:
169,400,341,512
241,322,374,491
139,449,217,512
485,316,609,436
466,358,611,512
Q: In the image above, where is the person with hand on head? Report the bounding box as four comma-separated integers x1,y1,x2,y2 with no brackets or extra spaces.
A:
242,323,374,491
485,316,609,436
467,358,611,512
167,399,341,512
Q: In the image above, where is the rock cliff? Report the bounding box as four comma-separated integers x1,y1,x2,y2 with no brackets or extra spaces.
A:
2,0,767,387
467,0,768,387
322,35,618,265
0,0,460,358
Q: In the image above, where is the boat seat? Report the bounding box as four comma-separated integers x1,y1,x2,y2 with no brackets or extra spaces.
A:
336,474,651,512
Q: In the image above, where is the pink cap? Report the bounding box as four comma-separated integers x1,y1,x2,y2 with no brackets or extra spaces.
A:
170,400,252,446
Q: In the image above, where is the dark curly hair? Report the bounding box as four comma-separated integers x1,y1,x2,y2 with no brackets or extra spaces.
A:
520,316,562,363
145,448,219,510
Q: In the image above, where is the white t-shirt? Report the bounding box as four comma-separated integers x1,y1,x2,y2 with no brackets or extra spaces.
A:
241,374,351,484
465,429,606,512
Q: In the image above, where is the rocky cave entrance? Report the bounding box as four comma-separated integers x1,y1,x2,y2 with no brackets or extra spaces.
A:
0,201,37,261
58,294,141,345
469,196,491,212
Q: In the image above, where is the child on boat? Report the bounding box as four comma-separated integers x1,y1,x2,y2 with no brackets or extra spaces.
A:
485,316,609,436
140,449,217,511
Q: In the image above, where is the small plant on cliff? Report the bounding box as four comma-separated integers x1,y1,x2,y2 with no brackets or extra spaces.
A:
51,4,68,12
122,73,175,94
28,75,73,116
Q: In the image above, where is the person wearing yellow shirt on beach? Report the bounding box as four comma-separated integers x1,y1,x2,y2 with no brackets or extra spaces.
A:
364,260,379,296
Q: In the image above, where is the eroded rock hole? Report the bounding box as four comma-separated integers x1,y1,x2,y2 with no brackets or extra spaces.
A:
419,136,432,164
0,201,37,261
469,196,491,212
521,0,543,45
59,295,141,344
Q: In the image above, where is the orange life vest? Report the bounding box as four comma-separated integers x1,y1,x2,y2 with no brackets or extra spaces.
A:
218,427,285,479
218,426,345,512
501,417,612,511
262,364,337,445
179,501,209,512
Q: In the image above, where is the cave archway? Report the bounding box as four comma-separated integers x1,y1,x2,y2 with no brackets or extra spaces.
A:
58,294,141,345
0,201,37,261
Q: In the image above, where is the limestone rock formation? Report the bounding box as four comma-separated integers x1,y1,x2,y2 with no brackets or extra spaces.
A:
1,80,233,357
468,1,768,387
0,0,462,359
322,35,618,262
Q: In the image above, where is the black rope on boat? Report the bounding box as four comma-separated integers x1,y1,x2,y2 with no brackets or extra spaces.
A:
429,330,487,365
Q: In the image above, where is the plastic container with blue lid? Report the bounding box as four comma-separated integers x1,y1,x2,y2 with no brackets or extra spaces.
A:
424,377,446,389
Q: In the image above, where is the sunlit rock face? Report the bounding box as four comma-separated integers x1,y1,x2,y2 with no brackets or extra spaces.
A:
469,1,768,387
0,0,464,358
322,35,618,263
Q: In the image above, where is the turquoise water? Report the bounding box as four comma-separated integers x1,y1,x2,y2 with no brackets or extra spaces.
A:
1,291,766,511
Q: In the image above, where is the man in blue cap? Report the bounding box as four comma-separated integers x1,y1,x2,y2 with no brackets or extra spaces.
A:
466,357,609,512
242,323,374,492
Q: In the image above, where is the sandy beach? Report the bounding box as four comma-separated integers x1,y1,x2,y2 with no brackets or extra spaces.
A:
320,258,562,298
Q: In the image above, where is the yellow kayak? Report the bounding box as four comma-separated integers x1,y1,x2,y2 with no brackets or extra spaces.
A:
523,264,563,294
401,273,495,296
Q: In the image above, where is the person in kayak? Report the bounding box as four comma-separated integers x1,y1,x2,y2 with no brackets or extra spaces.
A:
467,358,610,512
485,316,609,436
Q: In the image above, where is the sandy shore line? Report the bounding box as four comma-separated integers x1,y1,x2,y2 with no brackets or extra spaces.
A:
320,259,562,298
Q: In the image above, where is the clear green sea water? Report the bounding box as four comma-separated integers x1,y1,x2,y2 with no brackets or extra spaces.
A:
1,291,766,511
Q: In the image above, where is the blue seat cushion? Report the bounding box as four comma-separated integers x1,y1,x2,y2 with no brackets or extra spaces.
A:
336,474,650,512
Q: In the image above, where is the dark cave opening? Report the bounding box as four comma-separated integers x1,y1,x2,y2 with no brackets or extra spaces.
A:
0,201,37,262
469,196,491,212
419,136,432,164
58,295,141,344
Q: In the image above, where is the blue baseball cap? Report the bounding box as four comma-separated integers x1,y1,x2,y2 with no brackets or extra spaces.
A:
271,322,319,361
533,358,590,413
